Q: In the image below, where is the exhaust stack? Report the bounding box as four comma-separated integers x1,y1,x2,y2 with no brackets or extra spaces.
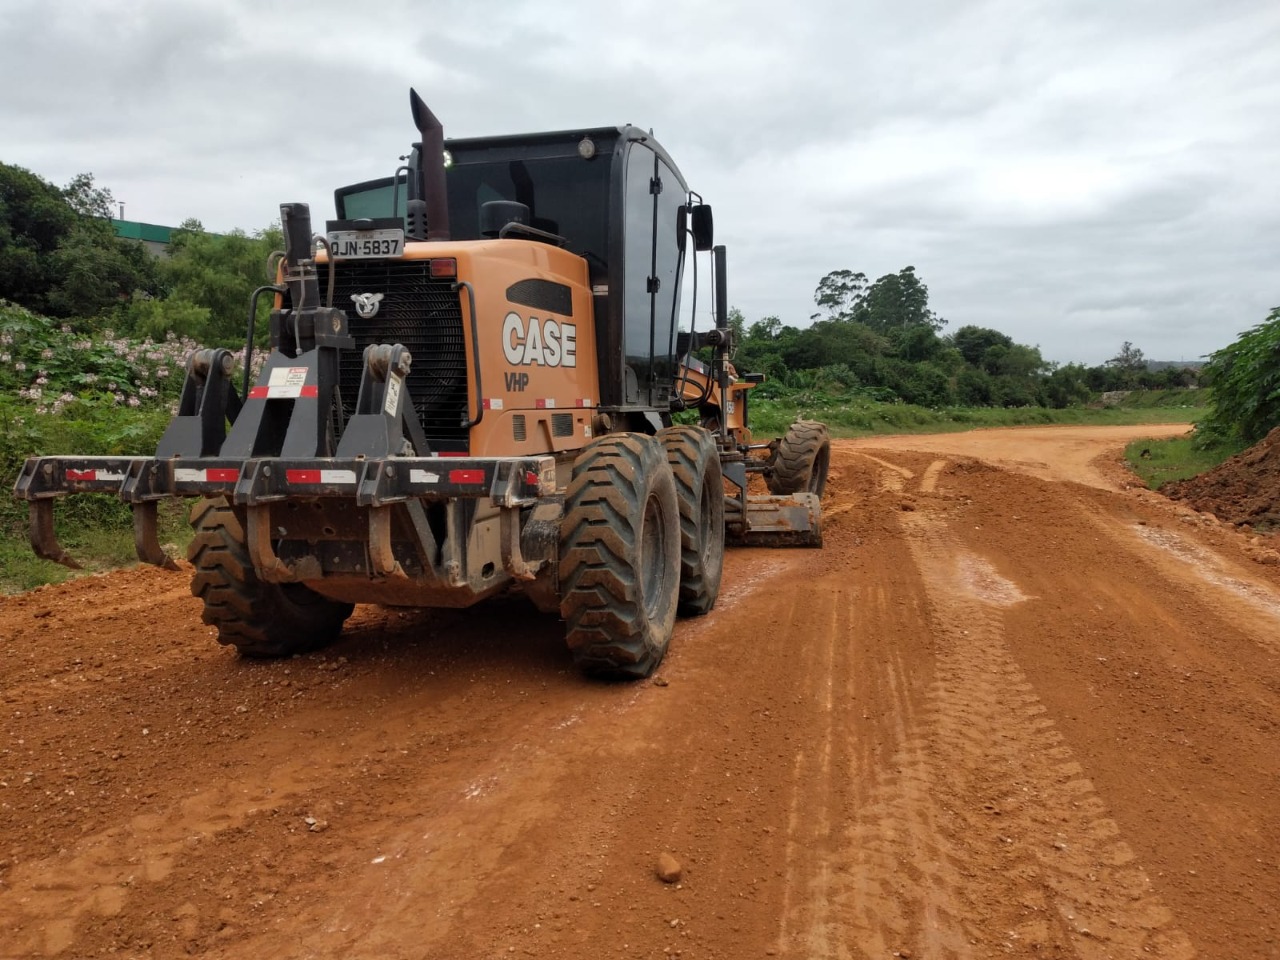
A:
409,88,451,241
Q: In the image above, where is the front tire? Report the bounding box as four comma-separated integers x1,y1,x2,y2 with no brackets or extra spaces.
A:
767,419,831,498
559,434,681,679
188,498,353,658
657,425,725,617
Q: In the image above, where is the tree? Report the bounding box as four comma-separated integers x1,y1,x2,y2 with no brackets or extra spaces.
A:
955,366,995,405
726,306,745,354
1043,363,1092,408
887,323,943,363
951,325,1013,366
812,269,867,321
850,266,943,332
46,219,157,317
0,163,155,318
747,315,783,341
138,221,283,344
0,163,76,312
1106,341,1147,387
62,172,115,219
994,343,1047,379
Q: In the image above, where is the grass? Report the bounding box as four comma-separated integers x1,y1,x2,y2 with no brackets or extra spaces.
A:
1122,435,1243,491
746,395,1201,439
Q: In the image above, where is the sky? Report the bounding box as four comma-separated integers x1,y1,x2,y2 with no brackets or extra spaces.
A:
2,0,1277,366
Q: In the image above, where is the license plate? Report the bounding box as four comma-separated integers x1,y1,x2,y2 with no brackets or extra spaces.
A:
326,228,404,259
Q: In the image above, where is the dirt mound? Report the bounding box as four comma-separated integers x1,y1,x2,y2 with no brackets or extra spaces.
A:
1164,427,1280,529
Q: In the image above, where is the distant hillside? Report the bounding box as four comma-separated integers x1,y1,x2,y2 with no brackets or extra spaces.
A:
1146,359,1204,371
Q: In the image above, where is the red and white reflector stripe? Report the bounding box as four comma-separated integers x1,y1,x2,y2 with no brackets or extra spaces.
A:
534,398,556,409
448,469,486,485
174,467,240,483
481,398,504,410
248,384,318,399
574,398,593,408
66,469,127,482
284,469,357,485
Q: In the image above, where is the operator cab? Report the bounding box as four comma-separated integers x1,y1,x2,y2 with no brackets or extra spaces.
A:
327,126,710,414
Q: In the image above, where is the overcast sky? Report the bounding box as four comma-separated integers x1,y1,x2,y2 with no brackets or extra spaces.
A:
3,0,1277,365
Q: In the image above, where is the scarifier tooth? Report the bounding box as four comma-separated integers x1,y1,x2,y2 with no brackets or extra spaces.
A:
28,501,82,570
133,501,178,570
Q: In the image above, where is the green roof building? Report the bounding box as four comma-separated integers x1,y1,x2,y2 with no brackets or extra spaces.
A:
111,219,173,257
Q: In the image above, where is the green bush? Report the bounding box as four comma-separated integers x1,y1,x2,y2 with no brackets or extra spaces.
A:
1197,307,1280,447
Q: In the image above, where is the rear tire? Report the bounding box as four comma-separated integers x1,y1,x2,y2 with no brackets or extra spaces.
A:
559,434,681,679
767,419,831,498
188,497,353,658
657,425,725,616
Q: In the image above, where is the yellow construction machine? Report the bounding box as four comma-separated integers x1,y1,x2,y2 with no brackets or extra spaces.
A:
15,90,829,678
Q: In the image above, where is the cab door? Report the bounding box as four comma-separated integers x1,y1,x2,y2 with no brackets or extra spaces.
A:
622,143,684,408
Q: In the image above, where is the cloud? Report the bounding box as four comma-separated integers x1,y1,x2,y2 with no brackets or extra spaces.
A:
1,0,1277,365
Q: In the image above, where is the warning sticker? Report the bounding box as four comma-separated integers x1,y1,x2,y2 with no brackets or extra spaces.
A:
265,366,309,398
384,374,402,416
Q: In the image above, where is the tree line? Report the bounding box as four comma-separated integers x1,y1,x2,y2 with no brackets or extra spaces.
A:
3,160,1203,414
726,268,1199,409
0,161,279,346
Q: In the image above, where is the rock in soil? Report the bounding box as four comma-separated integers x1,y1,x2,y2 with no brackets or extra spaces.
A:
655,852,682,883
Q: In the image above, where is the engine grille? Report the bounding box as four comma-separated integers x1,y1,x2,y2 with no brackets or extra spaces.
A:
551,412,574,437
328,260,470,453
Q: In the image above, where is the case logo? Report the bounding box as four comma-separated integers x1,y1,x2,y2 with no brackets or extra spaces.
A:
502,312,576,368
351,292,384,319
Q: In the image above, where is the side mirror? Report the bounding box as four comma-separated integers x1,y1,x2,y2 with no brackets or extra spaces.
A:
691,204,714,251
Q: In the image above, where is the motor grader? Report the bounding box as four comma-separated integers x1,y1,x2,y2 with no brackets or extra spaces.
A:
14,90,829,678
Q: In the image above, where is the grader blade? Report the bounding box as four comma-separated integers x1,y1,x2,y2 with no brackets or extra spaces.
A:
730,493,823,548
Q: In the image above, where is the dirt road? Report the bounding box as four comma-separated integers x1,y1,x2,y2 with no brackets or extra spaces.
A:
3,423,1279,959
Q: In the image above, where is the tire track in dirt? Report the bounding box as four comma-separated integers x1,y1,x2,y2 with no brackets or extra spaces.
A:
1130,524,1280,654
800,454,1197,958
773,449,976,958
902,459,1195,958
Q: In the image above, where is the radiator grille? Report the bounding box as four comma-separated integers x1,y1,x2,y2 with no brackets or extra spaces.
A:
551,413,574,437
328,259,470,452
512,414,527,442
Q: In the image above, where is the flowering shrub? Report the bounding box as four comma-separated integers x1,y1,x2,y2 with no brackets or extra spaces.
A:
2,300,195,414
0,300,270,543
0,300,265,416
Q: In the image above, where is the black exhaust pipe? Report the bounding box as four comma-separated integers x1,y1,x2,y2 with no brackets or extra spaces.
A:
409,88,451,241
280,203,319,310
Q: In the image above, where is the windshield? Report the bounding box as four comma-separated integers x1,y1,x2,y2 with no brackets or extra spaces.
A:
333,155,610,280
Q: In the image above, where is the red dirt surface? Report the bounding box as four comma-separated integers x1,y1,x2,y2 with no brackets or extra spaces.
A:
1165,426,1280,531
2,423,1278,959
